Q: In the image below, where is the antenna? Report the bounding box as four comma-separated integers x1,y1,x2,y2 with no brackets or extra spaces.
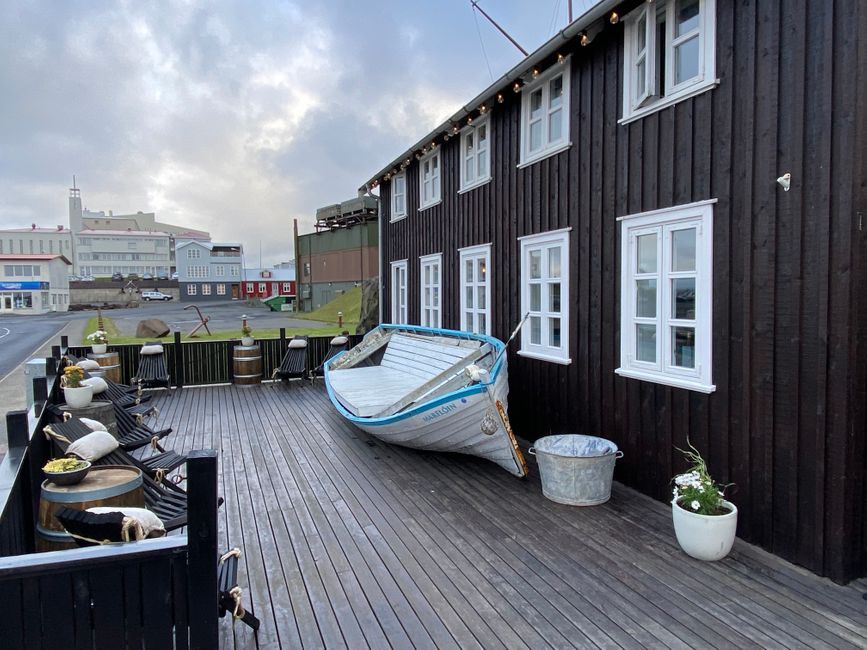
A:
470,0,528,56
72,175,76,190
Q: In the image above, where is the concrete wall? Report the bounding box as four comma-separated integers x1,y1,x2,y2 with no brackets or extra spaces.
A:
70,282,179,306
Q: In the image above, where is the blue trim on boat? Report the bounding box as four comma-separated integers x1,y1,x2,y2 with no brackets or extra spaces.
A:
324,324,503,425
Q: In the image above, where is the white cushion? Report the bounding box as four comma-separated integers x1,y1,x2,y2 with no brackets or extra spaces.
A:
87,507,166,538
330,336,349,346
140,344,164,355
79,417,107,432
81,377,108,394
68,430,119,461
288,338,307,349
78,359,101,371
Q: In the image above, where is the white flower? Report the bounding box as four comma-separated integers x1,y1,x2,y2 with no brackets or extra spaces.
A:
690,500,700,511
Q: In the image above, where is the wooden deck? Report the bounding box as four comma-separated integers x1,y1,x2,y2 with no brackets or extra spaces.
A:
145,383,867,649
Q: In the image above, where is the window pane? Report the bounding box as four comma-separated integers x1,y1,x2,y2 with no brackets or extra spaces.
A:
637,233,657,273
675,36,700,84
672,326,695,368
465,259,474,282
635,279,656,318
466,286,474,308
549,283,561,312
433,287,439,307
636,60,646,97
478,124,487,143
636,324,656,362
530,316,542,344
432,155,438,171
672,278,696,319
466,132,474,153
424,288,430,305
478,285,486,307
637,14,647,51
530,89,543,115
549,75,563,107
530,284,541,311
548,247,561,278
478,313,486,334
549,108,562,142
424,266,431,283
433,264,439,283
549,317,561,348
466,311,473,329
530,120,542,151
672,228,696,271
529,250,542,279
676,0,700,36
478,150,488,178
477,258,487,280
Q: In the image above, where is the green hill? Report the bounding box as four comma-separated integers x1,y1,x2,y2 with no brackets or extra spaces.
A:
293,287,361,329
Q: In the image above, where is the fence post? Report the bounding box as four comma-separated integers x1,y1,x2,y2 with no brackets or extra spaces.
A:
7,410,36,551
173,331,184,390
45,356,57,377
60,335,68,350
279,327,286,351
227,341,235,384
51,344,61,360
186,449,219,649
6,410,29,449
32,377,48,417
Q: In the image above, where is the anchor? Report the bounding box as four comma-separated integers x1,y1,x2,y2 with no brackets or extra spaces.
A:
184,304,212,337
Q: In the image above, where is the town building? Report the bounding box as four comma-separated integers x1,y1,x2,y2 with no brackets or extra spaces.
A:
0,254,71,313
175,241,243,301
241,267,296,302
0,225,72,259
295,197,378,311
363,0,867,583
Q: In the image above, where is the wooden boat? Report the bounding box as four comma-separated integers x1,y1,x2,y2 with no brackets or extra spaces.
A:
324,324,528,477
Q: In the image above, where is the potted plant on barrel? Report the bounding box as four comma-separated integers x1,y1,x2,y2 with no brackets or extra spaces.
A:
241,315,254,346
671,441,737,561
87,329,109,354
61,364,93,408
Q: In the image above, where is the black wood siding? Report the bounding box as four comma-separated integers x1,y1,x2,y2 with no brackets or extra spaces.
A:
378,0,866,583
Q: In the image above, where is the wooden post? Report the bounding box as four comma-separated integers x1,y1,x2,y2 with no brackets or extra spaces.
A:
60,335,68,350
279,327,286,353
7,410,36,552
32,377,48,416
227,340,235,384
45,356,57,377
6,410,29,449
173,331,184,390
186,449,219,649
51,345,61,359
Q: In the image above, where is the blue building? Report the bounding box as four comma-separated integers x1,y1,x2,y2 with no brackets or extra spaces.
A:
175,241,242,301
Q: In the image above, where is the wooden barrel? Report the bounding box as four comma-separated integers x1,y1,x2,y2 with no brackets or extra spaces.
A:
88,351,122,383
58,400,118,437
233,345,262,385
37,466,144,551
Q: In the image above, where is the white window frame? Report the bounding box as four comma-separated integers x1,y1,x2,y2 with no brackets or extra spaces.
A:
391,173,407,221
187,284,197,296
246,282,253,293
621,0,717,124
519,59,571,167
390,259,408,324
459,244,492,336
419,253,442,328
459,116,491,193
615,199,715,393
216,284,226,295
202,284,212,295
258,282,266,293
187,248,200,259
518,229,571,364
419,149,441,209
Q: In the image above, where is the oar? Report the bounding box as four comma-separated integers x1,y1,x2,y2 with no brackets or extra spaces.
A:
491,312,530,369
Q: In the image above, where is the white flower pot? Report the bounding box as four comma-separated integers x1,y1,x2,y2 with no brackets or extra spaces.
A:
672,498,738,561
241,336,255,347
91,343,107,354
64,385,94,409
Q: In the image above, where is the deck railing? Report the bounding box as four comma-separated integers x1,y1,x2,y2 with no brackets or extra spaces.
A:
0,352,221,648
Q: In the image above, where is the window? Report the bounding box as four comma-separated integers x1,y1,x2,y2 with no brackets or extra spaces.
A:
217,284,226,295
519,229,570,364
419,150,441,209
419,254,442,328
459,244,491,335
390,260,408,324
187,248,201,259
215,264,225,276
258,282,266,293
78,238,90,246
391,173,407,221
48,240,52,253
128,242,137,250
460,116,491,192
622,0,716,123
520,60,571,166
246,282,253,293
282,282,292,294
202,284,212,295
230,266,239,277
39,240,44,253
187,284,197,296
616,199,715,392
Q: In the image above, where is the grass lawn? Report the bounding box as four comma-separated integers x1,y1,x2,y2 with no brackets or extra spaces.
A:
291,287,360,330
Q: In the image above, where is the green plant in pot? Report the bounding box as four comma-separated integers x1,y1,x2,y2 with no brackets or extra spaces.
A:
241,315,254,346
61,364,94,408
43,457,91,485
671,441,737,561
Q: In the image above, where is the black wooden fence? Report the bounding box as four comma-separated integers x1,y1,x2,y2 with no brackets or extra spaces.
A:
0,367,221,648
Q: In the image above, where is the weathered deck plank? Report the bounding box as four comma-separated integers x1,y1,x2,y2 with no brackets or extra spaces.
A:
147,383,867,649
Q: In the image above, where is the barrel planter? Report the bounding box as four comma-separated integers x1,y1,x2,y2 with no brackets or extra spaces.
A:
233,344,262,385
88,351,122,383
59,400,118,437
37,465,145,551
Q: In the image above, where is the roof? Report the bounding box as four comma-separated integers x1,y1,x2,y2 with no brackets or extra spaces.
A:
359,0,618,191
176,241,242,251
0,227,70,234
78,229,172,237
0,254,71,264
244,267,296,282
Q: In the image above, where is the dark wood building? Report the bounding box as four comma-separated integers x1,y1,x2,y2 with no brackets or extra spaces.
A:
362,0,867,583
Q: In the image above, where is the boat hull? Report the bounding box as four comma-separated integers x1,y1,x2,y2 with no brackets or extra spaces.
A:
324,325,527,477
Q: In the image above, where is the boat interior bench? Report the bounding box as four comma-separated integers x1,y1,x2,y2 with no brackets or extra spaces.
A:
329,333,483,417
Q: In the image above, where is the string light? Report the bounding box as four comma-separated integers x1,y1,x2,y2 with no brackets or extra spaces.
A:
609,11,620,24
467,116,474,125
430,141,437,149
451,124,460,134
513,81,522,93
580,32,590,46
479,104,487,114
496,93,504,103
557,53,566,64
531,67,540,78
444,133,451,141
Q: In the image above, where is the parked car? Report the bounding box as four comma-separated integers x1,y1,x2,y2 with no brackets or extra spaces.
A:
80,275,94,282
142,272,154,280
111,272,123,281
156,271,169,280
127,273,140,281
171,271,179,280
68,274,81,281
141,290,173,301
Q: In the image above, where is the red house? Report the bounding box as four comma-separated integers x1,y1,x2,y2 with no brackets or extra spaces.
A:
241,267,296,299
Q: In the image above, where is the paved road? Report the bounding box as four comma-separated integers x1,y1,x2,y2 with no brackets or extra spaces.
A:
0,313,71,379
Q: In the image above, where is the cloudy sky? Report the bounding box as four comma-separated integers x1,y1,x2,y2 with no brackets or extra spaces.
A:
0,0,598,266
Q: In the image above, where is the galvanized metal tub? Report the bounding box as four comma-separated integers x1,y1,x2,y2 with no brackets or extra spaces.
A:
529,434,623,506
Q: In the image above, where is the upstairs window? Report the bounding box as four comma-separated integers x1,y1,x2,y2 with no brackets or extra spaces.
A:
187,248,201,259
419,253,442,328
616,200,715,393
391,173,407,221
519,229,570,364
419,150,441,209
460,117,491,192
622,0,717,122
520,60,571,166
